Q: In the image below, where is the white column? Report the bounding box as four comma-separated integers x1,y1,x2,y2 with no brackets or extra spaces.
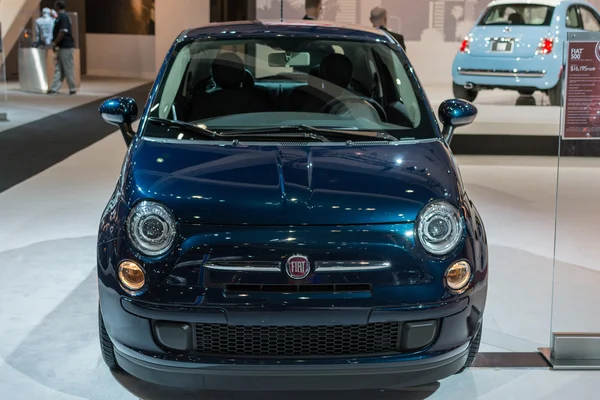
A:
154,0,210,73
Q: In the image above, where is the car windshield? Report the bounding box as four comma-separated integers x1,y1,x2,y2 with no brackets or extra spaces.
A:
479,4,554,26
145,36,435,142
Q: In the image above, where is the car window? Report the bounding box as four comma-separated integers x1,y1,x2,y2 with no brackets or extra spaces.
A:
148,37,434,141
566,6,582,29
158,45,190,119
580,7,600,32
479,5,554,26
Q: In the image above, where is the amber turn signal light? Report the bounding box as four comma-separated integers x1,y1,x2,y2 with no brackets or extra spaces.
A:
445,261,471,291
118,261,146,292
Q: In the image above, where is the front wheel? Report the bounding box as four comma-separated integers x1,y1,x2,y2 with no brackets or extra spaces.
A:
453,83,478,102
455,324,482,374
99,306,121,371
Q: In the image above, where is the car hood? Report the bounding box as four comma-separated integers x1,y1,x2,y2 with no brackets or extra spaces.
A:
123,138,462,225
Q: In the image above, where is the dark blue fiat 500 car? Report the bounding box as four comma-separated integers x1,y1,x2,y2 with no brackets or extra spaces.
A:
97,21,488,391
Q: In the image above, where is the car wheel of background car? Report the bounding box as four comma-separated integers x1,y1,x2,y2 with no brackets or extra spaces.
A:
452,83,478,102
518,89,535,96
548,78,563,107
99,306,121,371
455,324,482,374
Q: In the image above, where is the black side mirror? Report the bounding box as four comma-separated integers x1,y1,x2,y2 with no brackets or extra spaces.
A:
438,99,478,144
99,97,138,145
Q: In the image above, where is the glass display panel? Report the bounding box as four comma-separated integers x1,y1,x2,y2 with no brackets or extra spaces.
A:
254,0,560,356
548,30,600,367
0,23,7,121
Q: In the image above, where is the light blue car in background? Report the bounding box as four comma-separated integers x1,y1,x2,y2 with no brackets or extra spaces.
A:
452,0,600,105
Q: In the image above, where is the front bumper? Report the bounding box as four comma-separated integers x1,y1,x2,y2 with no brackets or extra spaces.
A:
99,280,486,390
113,341,469,390
452,53,562,90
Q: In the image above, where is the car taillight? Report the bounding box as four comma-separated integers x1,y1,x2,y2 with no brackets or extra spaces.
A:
460,38,470,53
538,38,554,54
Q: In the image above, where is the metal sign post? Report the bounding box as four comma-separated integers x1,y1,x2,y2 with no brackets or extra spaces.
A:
280,0,284,21
0,22,8,122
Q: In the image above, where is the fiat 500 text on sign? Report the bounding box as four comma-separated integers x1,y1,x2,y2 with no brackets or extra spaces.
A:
96,20,488,391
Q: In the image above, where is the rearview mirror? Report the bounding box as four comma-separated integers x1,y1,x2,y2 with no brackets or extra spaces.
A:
99,97,138,146
438,99,477,144
268,51,311,67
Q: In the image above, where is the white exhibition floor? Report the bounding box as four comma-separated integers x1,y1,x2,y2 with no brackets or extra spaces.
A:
0,77,150,132
0,131,600,398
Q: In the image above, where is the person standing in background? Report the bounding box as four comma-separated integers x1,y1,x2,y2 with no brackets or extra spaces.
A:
370,7,406,52
48,0,76,95
35,8,55,47
303,0,323,20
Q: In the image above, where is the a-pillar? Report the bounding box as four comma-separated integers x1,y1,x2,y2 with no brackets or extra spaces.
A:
154,0,210,73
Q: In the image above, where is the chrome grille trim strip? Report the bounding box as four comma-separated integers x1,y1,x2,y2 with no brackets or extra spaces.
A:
457,68,546,78
204,261,282,272
314,261,391,272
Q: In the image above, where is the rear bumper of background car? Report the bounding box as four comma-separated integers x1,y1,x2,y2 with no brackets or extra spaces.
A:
99,279,487,390
452,53,562,90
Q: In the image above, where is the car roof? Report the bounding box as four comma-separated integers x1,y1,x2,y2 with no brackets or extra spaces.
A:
183,20,393,42
487,0,564,6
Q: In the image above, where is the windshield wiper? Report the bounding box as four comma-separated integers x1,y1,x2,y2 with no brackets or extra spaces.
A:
228,132,331,142
148,119,397,143
147,117,219,139
222,125,398,142
148,119,329,142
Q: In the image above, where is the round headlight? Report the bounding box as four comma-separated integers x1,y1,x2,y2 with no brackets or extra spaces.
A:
127,201,176,256
417,201,464,255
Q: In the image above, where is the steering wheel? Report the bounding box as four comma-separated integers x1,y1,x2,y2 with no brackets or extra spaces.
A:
320,97,388,122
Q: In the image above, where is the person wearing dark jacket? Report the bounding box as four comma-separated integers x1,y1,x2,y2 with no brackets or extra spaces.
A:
369,7,406,52
303,0,322,20
48,0,76,95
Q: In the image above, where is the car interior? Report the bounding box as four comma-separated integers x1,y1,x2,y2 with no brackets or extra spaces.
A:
152,38,422,133
480,5,553,26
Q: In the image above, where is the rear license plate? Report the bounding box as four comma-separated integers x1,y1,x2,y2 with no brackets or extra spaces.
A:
491,40,513,52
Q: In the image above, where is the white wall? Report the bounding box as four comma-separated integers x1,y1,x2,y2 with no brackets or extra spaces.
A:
154,0,210,73
406,42,459,88
0,0,41,56
86,34,156,79
85,0,210,79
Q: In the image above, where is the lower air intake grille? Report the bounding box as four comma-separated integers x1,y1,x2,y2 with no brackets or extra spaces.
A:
195,322,400,357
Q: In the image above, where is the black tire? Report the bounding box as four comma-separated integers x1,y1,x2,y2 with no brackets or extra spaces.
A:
453,83,478,102
455,325,482,374
548,78,562,106
99,306,121,371
518,89,535,96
